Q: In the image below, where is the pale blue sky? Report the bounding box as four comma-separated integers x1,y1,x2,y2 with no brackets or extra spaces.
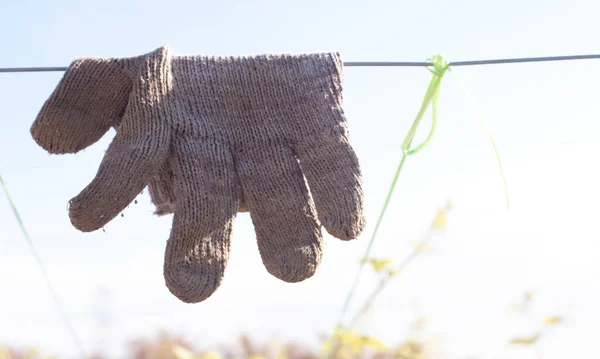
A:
1,0,600,358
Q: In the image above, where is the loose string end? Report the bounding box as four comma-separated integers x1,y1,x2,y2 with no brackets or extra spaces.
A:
448,67,511,211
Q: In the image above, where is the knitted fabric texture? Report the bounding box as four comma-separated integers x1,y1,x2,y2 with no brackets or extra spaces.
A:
31,46,365,303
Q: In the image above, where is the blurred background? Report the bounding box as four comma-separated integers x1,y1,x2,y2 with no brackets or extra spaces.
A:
1,0,599,358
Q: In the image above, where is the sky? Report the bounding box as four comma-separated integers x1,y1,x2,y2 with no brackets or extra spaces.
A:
1,0,600,358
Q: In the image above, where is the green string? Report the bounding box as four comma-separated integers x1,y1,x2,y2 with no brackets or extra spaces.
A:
448,67,510,210
0,173,87,358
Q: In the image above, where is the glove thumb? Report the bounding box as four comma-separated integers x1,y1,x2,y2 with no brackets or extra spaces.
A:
31,56,133,154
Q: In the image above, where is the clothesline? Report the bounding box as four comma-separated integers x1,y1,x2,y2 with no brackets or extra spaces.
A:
1,53,600,73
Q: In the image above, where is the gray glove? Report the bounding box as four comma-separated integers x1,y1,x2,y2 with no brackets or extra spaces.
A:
31,46,365,303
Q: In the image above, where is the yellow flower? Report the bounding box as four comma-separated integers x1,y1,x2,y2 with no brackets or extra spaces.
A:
322,328,388,355
509,333,540,346
411,241,434,253
432,208,446,230
362,258,393,272
543,316,564,326
359,335,388,352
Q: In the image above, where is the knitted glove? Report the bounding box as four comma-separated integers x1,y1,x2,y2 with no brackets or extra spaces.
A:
31,46,365,303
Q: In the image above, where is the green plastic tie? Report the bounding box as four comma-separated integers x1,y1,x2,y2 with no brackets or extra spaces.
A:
361,54,449,274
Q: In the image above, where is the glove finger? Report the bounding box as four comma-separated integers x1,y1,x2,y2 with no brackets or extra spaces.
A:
237,144,323,283
163,137,238,303
68,48,173,232
31,58,132,154
295,122,365,240
67,121,171,232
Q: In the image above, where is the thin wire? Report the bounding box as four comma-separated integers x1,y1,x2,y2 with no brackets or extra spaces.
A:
2,53,600,73
0,174,88,358
0,66,68,73
345,53,600,67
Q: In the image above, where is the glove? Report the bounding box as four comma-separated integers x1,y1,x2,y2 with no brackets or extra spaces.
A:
31,46,365,303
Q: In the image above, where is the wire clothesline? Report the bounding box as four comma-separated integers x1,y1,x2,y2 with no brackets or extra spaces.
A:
2,53,600,73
